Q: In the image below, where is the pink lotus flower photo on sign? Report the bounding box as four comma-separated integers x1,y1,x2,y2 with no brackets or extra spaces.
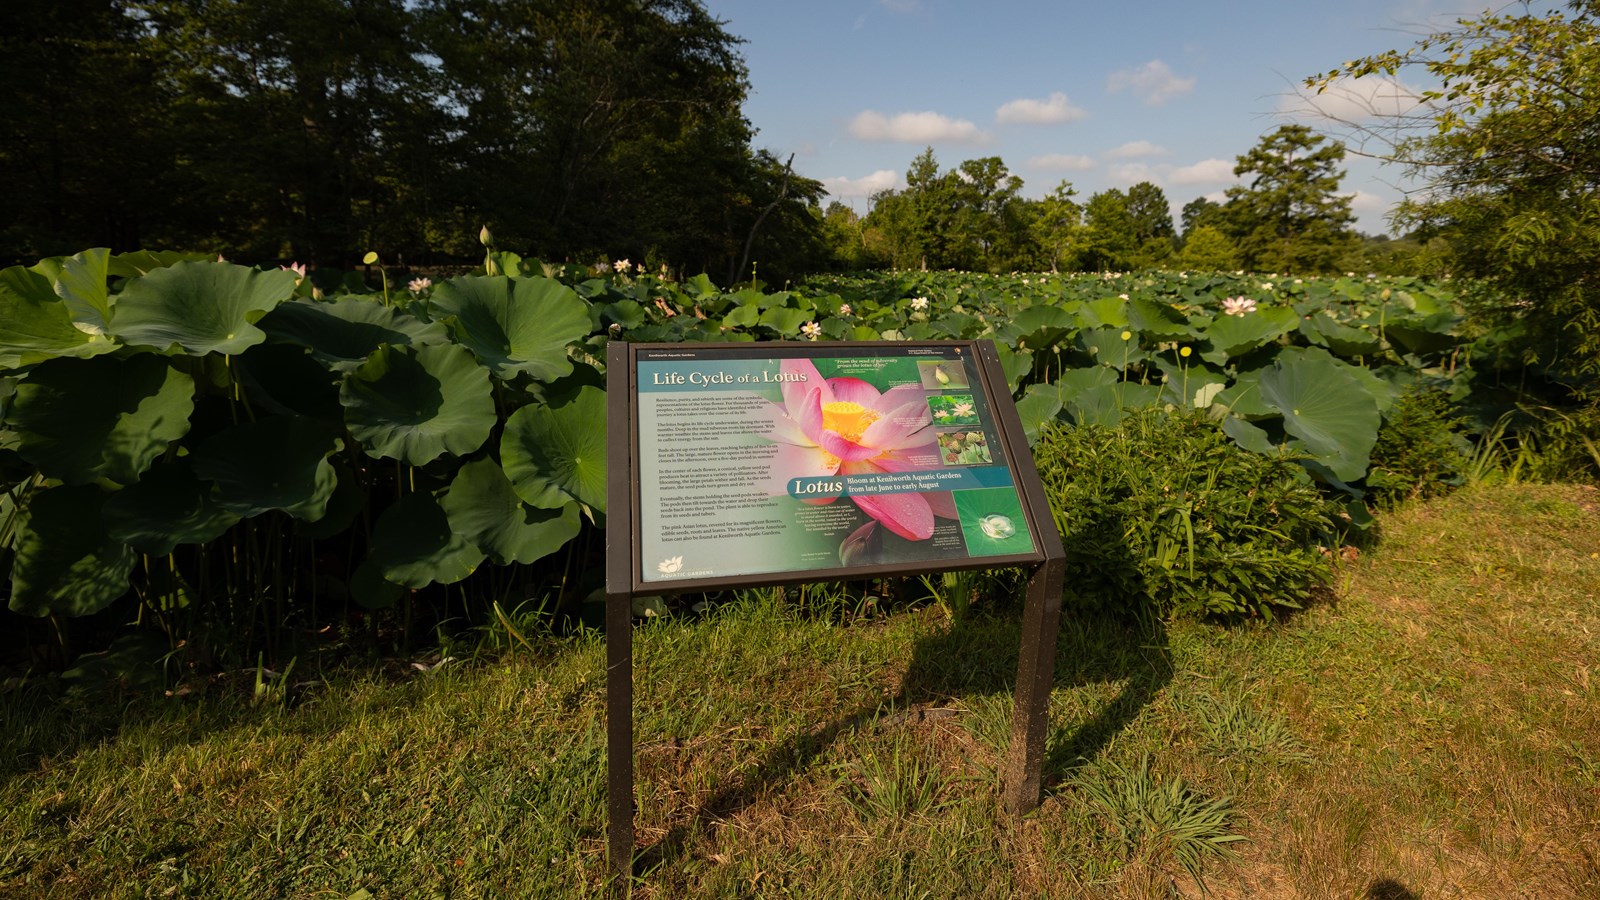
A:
759,358,954,542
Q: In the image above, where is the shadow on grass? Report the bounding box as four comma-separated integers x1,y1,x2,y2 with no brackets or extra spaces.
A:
633,583,1173,875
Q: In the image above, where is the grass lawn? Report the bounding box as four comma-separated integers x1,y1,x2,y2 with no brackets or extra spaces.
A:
2,483,1597,898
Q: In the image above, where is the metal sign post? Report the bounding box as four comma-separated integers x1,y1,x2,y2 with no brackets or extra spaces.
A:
603,340,1065,883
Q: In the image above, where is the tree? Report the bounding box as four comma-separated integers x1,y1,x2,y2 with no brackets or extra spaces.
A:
2,0,823,280
1313,1,1600,385
1222,124,1358,273
1126,182,1175,243
1180,197,1224,239
1080,189,1139,271
0,0,178,260
1030,181,1083,272
862,150,1034,272
1174,225,1240,271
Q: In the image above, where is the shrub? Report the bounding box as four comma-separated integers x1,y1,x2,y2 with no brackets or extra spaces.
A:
1366,385,1472,506
1032,407,1333,619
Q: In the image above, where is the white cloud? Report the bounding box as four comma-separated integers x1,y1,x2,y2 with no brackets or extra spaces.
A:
1107,60,1196,106
821,170,901,198
1104,140,1168,160
995,92,1087,125
1108,163,1156,183
1168,158,1237,185
1344,189,1389,213
1028,153,1096,171
1280,75,1424,123
848,110,989,144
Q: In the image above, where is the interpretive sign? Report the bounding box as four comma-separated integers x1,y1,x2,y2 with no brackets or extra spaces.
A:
604,341,1066,882
631,342,1043,589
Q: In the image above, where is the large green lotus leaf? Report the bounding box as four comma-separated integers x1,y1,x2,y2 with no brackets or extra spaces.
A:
992,343,1032,391
1156,358,1229,409
103,459,240,554
1277,346,1397,415
1014,383,1065,445
1200,306,1300,361
758,306,811,336
233,342,342,419
295,462,367,540
1078,327,1149,370
54,248,112,335
1212,369,1274,417
191,415,340,520
9,484,135,617
7,355,195,485
501,385,607,516
1384,312,1462,356
0,265,118,368
340,343,495,465
1067,382,1162,428
259,297,450,371
1301,311,1380,357
1127,296,1193,341
1012,305,1074,349
1073,296,1128,329
722,304,759,329
429,276,589,381
106,250,211,278
369,492,485,588
1222,414,1279,456
1053,366,1121,404
441,458,582,565
931,310,979,338
1257,353,1380,482
110,261,298,356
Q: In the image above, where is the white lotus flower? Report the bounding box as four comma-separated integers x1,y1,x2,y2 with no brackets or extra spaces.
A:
656,556,683,574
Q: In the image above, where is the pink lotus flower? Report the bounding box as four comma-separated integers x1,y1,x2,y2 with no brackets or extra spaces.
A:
1222,296,1257,316
761,359,951,540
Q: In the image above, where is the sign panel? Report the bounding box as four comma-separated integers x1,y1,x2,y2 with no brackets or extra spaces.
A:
628,341,1044,590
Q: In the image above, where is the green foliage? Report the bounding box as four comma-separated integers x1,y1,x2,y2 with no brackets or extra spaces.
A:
1367,386,1471,506
2,245,1581,676
1033,408,1334,619
1314,2,1600,389
0,251,614,681
1175,225,1239,271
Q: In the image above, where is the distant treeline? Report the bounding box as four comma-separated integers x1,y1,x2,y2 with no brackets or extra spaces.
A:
0,1,1460,283
823,126,1443,278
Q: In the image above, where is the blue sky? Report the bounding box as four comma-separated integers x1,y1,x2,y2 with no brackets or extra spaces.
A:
700,0,1505,234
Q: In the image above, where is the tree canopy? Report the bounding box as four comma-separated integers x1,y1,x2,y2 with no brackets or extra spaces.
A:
1312,0,1600,386
1220,125,1359,274
0,0,824,281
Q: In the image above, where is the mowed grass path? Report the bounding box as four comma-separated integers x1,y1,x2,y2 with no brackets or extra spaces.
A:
2,484,1597,898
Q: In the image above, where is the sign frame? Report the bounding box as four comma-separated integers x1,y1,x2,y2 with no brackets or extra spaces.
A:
604,340,1066,881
